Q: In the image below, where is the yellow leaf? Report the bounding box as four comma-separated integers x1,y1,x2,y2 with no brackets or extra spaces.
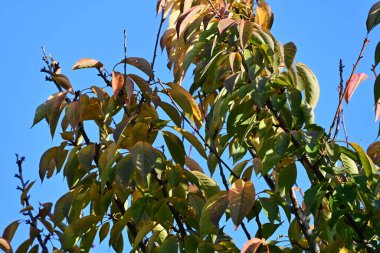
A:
254,2,274,31
52,74,73,93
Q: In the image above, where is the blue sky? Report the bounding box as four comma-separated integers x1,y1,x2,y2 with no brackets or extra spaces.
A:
0,1,379,251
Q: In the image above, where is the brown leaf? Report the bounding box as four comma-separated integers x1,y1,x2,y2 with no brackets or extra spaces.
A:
218,18,236,34
124,75,135,101
120,57,154,79
185,156,204,173
52,74,73,93
367,141,380,165
71,58,104,70
241,238,269,253
112,71,124,99
176,5,205,37
0,238,12,253
239,20,254,49
345,73,368,103
2,221,19,243
65,101,81,130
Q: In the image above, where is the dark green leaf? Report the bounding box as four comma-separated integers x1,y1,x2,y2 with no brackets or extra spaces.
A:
130,141,158,181
367,1,380,33
162,131,186,165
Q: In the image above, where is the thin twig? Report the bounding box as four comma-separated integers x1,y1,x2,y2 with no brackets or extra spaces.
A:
207,0,221,18
15,155,49,253
329,37,369,138
332,59,345,141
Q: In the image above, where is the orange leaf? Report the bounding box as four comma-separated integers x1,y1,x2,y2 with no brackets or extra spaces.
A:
112,71,124,99
345,73,368,103
241,238,269,253
376,99,380,122
71,58,103,70
254,2,274,31
228,179,255,230
0,238,12,253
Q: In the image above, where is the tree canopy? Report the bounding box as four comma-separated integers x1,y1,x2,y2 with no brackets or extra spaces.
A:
1,1,380,253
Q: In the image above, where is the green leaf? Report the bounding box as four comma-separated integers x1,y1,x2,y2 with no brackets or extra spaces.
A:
375,41,380,68
130,141,158,181
374,76,380,121
20,181,35,206
278,163,297,195
159,236,178,253
228,179,255,230
65,101,82,129
121,57,154,79
128,74,153,96
77,144,95,171
115,155,135,185
31,103,47,127
62,215,101,250
367,1,380,33
350,142,377,177
296,62,319,109
162,131,186,165
260,197,279,223
283,42,297,69
99,222,110,243
2,220,19,243
54,191,75,225
133,221,155,250
173,126,207,158
340,153,359,174
199,192,229,237
183,42,206,74
184,170,220,199
159,101,182,127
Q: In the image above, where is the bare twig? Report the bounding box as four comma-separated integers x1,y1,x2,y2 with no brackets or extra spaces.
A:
207,0,221,18
15,155,49,253
332,59,345,141
329,37,369,138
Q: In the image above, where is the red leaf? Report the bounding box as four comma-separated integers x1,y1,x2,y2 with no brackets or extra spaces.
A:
345,73,368,103
112,71,124,99
241,238,269,253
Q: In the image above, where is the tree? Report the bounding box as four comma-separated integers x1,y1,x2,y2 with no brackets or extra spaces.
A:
1,0,380,252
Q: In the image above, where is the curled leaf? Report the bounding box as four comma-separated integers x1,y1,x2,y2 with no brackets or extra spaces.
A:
71,58,104,70
345,73,368,103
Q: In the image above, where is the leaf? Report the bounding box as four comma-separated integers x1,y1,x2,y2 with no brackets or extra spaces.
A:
20,181,35,206
185,156,204,173
239,20,254,49
99,222,110,243
345,73,368,103
112,71,124,99
199,192,229,237
62,215,101,250
133,221,155,250
31,103,47,127
340,153,359,174
167,83,202,122
0,238,12,253
176,5,205,37
367,1,380,33
159,102,182,127
159,236,178,253
65,101,81,129
130,141,158,180
71,58,104,70
350,142,377,177
283,42,297,69
46,92,68,138
173,126,207,158
241,238,269,253
116,155,135,185
128,74,152,96
228,179,255,230
374,76,380,121
162,131,186,165
255,2,274,31
121,57,154,79
185,170,220,199
54,191,74,225
183,42,206,75
367,141,380,165
2,221,19,243
52,74,73,93
15,239,32,253
296,62,320,109
218,18,236,34
375,41,380,68
77,144,95,171
278,163,297,195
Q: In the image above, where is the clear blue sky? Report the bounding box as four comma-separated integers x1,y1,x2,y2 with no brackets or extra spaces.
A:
0,1,379,251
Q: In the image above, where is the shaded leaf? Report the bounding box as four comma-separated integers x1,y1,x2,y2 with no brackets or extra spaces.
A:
283,42,297,69
185,170,220,199
20,181,35,206
159,236,178,253
112,71,124,99
162,131,186,165
173,126,207,158
241,238,268,253
367,141,380,165
375,41,380,67
159,101,182,127
31,103,47,128
130,141,158,180
278,163,297,195
46,92,68,138
77,144,95,171
374,75,380,121
71,58,103,70
2,221,19,243
296,62,319,109
185,156,204,173
200,192,229,237
121,57,154,79
65,101,81,129
367,1,380,33
133,221,155,250
228,179,255,230
218,18,236,34
128,74,152,96
345,73,368,103
239,20,254,49
99,222,110,243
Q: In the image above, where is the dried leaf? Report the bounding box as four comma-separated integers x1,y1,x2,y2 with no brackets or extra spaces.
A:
0,238,12,253
52,74,73,93
345,73,368,103
71,58,103,70
241,238,269,253
176,5,204,37
120,57,154,79
112,71,124,99
218,18,236,34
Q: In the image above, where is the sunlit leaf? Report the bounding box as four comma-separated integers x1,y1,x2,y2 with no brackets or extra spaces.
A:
173,126,207,158
367,141,380,166
112,71,124,99
185,170,220,199
254,2,274,31
71,58,104,70
128,74,152,96
218,18,236,34
52,74,73,93
176,5,205,37
241,238,269,253
340,153,359,174
120,57,154,79
345,73,368,103
367,1,380,33
350,142,377,177
228,179,255,230
0,238,12,253
283,42,297,69
296,62,319,109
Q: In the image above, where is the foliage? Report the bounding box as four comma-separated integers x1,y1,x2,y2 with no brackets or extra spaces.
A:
2,1,380,253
